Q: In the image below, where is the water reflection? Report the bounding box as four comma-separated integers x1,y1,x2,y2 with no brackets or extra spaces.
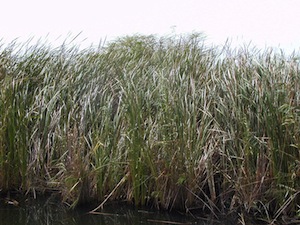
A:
0,196,221,225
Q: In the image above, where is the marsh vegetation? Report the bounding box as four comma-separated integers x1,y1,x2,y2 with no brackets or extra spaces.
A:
0,34,299,224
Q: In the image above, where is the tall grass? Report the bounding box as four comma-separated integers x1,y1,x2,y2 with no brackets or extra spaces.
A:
0,34,299,222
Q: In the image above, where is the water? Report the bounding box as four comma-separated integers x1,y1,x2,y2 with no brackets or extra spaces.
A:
0,196,223,225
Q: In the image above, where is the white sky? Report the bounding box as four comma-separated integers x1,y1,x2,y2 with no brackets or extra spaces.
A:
1,0,300,54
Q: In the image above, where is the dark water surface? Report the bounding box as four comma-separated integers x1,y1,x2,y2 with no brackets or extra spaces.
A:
0,196,224,225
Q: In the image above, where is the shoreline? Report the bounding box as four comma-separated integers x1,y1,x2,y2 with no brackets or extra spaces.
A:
0,34,299,223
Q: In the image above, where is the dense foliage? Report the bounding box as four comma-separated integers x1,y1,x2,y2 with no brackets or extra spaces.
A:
0,34,299,223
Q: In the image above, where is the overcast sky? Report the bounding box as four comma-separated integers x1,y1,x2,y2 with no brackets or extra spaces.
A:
1,0,300,53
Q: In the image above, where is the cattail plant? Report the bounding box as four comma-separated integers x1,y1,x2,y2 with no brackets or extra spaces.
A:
0,34,299,223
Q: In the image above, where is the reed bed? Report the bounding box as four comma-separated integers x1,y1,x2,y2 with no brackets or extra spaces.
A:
0,34,299,223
